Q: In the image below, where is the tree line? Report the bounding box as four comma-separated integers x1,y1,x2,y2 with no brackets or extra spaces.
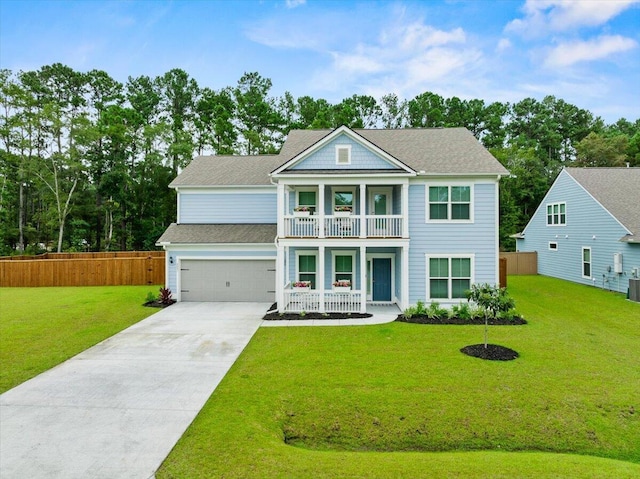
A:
1,64,638,254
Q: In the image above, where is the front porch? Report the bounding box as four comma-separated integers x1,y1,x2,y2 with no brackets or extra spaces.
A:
275,244,409,313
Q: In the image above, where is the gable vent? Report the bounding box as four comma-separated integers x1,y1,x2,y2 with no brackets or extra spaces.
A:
336,145,351,165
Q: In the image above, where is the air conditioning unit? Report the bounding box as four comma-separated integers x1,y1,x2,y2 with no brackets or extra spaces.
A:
629,279,640,302
614,253,623,274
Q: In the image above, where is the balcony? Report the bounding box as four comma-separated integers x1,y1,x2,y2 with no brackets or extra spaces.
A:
284,215,403,238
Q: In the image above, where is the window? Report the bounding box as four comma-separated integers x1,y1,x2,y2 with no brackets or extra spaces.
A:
333,251,355,286
332,187,355,212
428,185,471,221
549,242,558,251
297,252,317,289
336,145,351,165
546,202,566,226
582,247,591,278
428,256,472,299
297,190,317,213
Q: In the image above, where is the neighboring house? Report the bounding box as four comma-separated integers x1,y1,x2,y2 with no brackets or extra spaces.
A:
156,126,509,312
514,167,640,294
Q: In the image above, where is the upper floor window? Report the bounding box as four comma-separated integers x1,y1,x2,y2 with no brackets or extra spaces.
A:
297,190,317,213
335,145,351,165
332,187,355,213
546,202,566,226
427,185,472,221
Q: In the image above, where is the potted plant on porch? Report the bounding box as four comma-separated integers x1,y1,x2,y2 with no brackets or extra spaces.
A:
333,280,351,292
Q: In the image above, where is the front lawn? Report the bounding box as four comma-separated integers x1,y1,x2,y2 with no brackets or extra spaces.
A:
0,285,159,393
158,276,640,478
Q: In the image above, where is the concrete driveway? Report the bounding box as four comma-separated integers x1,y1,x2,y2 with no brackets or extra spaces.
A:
0,302,268,479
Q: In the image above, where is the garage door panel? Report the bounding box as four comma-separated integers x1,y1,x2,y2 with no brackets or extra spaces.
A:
181,260,275,302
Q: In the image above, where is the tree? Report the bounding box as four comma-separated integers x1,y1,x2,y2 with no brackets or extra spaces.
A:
234,72,284,154
574,132,629,167
466,283,515,348
379,93,407,129
407,92,444,128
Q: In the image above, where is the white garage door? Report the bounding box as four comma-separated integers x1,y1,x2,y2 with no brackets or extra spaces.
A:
180,259,275,302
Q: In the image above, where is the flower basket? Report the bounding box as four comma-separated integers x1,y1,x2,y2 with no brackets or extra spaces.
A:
334,206,352,217
292,281,311,291
294,210,310,217
333,280,351,292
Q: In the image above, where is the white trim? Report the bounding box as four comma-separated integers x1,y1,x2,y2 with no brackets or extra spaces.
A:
366,253,395,302
176,256,275,302
425,254,475,301
295,187,318,213
295,250,319,289
162,244,276,252
278,238,409,248
582,246,592,279
368,187,393,215
335,144,351,165
425,183,474,223
494,181,500,284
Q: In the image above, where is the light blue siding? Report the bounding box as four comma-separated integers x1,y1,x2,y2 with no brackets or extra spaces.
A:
164,249,276,294
407,182,499,306
517,170,640,293
290,134,399,170
180,193,276,223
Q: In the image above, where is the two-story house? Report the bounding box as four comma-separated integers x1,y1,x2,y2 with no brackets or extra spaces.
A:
514,167,640,294
156,126,509,312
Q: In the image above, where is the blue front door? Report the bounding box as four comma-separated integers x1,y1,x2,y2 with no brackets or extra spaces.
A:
372,258,392,301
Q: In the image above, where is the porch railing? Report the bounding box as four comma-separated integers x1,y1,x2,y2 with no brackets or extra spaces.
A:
282,289,363,313
283,215,403,238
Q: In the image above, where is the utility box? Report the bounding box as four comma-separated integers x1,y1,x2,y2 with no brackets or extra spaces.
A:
614,253,623,274
630,279,640,302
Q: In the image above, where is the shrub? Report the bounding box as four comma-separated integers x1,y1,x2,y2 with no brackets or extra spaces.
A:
145,291,156,303
450,303,472,321
159,287,173,305
426,302,448,320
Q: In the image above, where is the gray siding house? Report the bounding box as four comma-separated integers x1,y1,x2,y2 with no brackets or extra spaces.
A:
157,126,509,312
515,167,640,294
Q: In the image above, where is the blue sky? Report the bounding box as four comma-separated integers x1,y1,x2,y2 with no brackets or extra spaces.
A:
1,0,639,123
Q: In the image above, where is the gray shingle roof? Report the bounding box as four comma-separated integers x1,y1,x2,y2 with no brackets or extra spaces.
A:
170,155,283,187
170,127,508,187
156,223,277,244
565,167,640,236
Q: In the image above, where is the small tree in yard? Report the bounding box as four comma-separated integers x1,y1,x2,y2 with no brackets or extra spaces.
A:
466,283,515,348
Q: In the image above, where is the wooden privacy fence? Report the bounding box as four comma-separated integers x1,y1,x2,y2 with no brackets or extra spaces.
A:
0,251,165,287
500,252,538,276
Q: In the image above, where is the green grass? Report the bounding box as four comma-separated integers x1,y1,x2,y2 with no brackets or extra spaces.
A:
157,276,640,478
0,285,159,393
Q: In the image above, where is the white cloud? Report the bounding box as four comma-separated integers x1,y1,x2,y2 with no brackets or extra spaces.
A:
496,38,512,53
506,0,639,36
544,34,638,67
285,0,306,8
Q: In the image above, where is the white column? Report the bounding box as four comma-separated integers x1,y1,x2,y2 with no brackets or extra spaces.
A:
318,183,325,238
360,183,367,238
276,243,285,310
401,244,410,310
360,246,367,313
277,183,285,238
401,182,409,238
318,245,325,313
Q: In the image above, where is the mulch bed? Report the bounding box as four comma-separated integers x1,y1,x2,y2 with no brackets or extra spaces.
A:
395,315,527,325
460,344,519,361
143,300,176,308
263,311,372,320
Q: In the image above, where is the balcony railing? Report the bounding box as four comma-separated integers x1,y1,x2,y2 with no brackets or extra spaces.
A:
282,288,363,313
284,215,403,238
